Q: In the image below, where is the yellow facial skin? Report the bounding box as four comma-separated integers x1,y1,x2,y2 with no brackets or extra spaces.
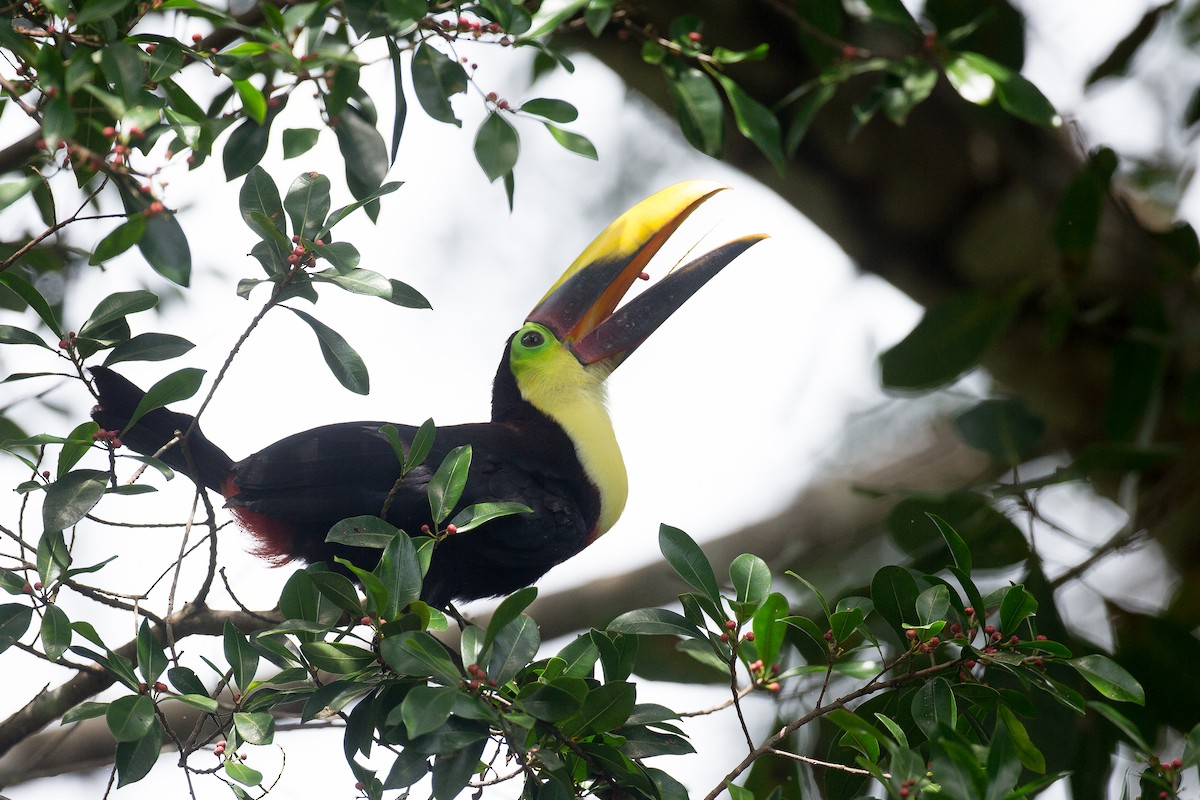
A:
509,323,628,536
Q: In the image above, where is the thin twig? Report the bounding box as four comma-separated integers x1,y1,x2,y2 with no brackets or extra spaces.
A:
680,682,757,717
765,747,887,778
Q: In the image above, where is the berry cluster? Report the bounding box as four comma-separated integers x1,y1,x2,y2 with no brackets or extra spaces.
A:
465,662,496,690
57,330,77,350
286,236,322,270
92,428,123,449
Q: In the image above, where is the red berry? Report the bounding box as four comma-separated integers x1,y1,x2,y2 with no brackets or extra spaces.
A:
1035,634,1048,641
638,271,650,281
145,44,156,54
823,630,834,641
1009,635,1019,644
420,524,431,534
445,523,458,535
154,681,167,692
102,126,116,137
766,682,780,693
33,581,43,590
905,629,917,639
963,606,974,616
497,99,509,110
360,615,371,626
719,633,729,642
724,620,736,630
1172,759,1183,769
687,31,701,42
743,631,754,641
21,583,32,594
355,781,365,790
191,33,202,42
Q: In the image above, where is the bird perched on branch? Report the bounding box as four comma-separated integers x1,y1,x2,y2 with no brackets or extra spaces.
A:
91,181,764,606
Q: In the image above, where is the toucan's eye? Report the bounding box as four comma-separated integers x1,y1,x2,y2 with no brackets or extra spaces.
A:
520,330,544,348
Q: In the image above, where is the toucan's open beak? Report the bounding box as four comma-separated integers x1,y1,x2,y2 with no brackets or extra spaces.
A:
526,180,767,367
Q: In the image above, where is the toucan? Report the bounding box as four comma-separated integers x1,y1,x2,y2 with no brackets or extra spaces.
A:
90,181,764,607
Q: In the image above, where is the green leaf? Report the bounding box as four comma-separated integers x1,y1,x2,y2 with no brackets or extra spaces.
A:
607,608,703,639
543,122,597,160
729,553,771,607
488,613,540,684
871,565,920,643
520,98,578,122
428,445,471,525
911,677,957,738
285,307,369,394
665,64,724,156
90,215,147,265
998,704,1045,773
864,0,921,31
107,694,155,742
432,738,487,800
950,52,1061,128
104,333,195,366
927,513,972,573
659,524,720,602
1068,655,1144,705
401,685,458,739
310,570,363,615
915,584,949,626
41,96,76,150
713,73,785,173
751,592,789,666
0,604,33,654
474,112,520,183
879,290,1023,390
326,515,401,549
1087,701,1152,753
299,641,376,674
0,325,50,350
284,172,331,241
0,175,40,213
136,619,167,684
239,166,287,244
380,630,462,684
568,680,636,735
334,105,389,202
223,619,259,693
75,0,134,25
318,181,404,239
115,717,161,787
411,43,467,127
998,585,1037,636
40,603,71,661
376,529,422,617
233,711,275,745
225,760,264,787
387,38,406,165
483,586,538,657
43,470,108,534
447,501,531,534
232,78,266,124
955,398,1045,466
80,290,158,338
62,700,109,724
122,368,205,435
0,273,62,337
282,127,320,159
173,693,220,713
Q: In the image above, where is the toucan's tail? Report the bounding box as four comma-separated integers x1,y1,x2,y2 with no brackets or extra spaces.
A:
90,366,234,494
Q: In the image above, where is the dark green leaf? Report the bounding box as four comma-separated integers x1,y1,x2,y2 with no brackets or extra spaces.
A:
115,717,161,787
39,603,70,661
488,613,540,684
0,604,33,655
90,215,147,265
998,704,1045,773
751,592,789,666
310,570,363,615
107,694,155,742
376,529,422,616
543,123,597,160
911,677,957,738
80,290,158,337
282,127,320,159
168,666,207,696
447,501,531,534
401,685,457,739
1087,4,1171,86
482,586,538,657
380,631,462,684
1068,655,1144,704
786,83,836,156
62,700,109,724
569,680,635,735
729,553,771,607
41,96,76,149
659,524,720,602
43,470,107,534
286,307,369,394
432,737,486,800
0,324,50,350
474,112,520,183
1088,701,1152,753
864,0,921,31
521,98,578,122
299,641,376,674
713,73,785,173
998,585,1037,636
239,165,286,242
122,368,205,435
233,711,275,745
335,105,390,202
75,0,134,24
916,584,950,626
954,398,1045,466
665,64,724,156
104,333,195,366
0,273,62,336
223,619,259,692
387,38,407,165
411,43,467,127
225,760,264,787
871,565,920,642
928,513,972,573
428,444,471,525
607,608,703,639
880,290,1023,390
284,172,331,241
136,619,167,684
